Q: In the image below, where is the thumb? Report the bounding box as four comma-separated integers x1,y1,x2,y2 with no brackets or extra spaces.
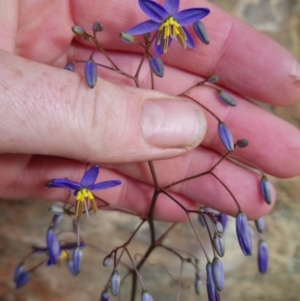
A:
0,51,207,163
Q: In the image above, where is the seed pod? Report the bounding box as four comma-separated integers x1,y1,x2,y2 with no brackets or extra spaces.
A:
141,290,154,301
236,211,252,256
235,139,249,148
73,246,83,275
260,175,272,205
149,57,164,78
193,20,210,44
120,32,136,44
217,90,237,107
15,271,32,289
213,233,225,257
64,62,75,71
92,22,104,32
212,257,225,291
206,74,220,83
72,25,86,36
46,227,61,264
255,217,265,233
257,239,268,274
84,60,98,89
110,270,120,296
218,122,234,152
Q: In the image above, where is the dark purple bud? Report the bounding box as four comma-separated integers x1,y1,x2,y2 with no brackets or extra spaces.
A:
73,246,83,275
235,139,248,148
110,270,120,296
149,57,164,78
257,240,268,274
236,211,252,256
14,262,25,282
216,213,228,231
103,255,113,267
206,74,220,83
15,271,32,289
100,290,110,301
120,32,136,44
218,122,234,152
260,175,272,205
64,62,75,71
217,90,237,107
213,233,225,257
193,20,210,44
72,25,86,36
206,262,216,301
212,257,225,291
92,22,104,32
255,217,265,233
68,260,77,276
84,60,98,89
142,290,154,301
46,227,61,264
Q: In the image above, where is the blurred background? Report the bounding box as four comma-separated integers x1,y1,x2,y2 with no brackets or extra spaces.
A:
1,1,300,301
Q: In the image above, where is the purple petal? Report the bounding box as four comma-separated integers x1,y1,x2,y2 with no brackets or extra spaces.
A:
89,180,121,191
164,0,179,15
46,178,81,190
182,27,195,48
175,8,210,26
155,32,173,55
138,0,169,22
46,227,61,264
126,20,160,35
80,165,99,187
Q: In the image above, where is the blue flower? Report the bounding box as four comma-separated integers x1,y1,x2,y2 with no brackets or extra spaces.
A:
125,0,210,55
47,166,121,216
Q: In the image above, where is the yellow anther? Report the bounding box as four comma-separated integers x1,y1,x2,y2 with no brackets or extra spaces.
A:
60,250,68,260
76,191,84,202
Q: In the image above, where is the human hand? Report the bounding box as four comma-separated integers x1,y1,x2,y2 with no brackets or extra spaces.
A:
0,0,299,221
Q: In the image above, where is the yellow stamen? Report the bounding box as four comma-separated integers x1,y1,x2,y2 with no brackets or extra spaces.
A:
158,17,187,52
75,188,97,216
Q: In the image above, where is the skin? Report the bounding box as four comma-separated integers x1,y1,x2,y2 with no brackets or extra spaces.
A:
0,0,300,221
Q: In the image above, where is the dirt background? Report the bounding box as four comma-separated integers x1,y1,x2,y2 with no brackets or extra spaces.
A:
1,1,300,301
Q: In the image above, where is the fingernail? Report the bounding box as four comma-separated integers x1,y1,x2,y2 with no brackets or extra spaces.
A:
141,98,206,149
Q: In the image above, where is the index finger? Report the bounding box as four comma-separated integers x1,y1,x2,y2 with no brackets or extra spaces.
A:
72,0,300,105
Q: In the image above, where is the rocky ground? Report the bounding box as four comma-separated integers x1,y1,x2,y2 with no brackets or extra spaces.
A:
1,1,300,301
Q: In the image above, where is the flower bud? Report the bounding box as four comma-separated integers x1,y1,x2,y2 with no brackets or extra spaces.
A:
100,290,110,301
218,122,234,152
73,246,83,275
14,262,25,282
260,175,272,205
72,25,86,36
206,262,217,301
194,270,202,295
92,22,104,32
15,271,32,289
50,214,64,228
84,60,98,89
64,62,75,71
255,217,265,233
46,227,61,264
198,213,206,227
217,90,237,107
149,57,164,78
215,221,223,234
142,290,153,301
213,233,225,257
236,211,252,256
212,257,224,291
103,255,113,267
120,32,136,44
110,270,120,296
193,20,210,44
257,240,268,274
68,260,77,276
235,139,248,148
206,74,219,83
49,205,65,216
